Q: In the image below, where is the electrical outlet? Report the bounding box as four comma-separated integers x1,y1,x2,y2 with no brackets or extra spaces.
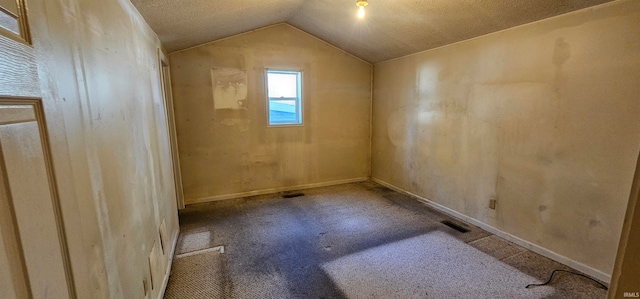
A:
489,199,497,210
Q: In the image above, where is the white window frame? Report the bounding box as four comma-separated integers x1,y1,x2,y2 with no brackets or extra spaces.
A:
265,69,303,127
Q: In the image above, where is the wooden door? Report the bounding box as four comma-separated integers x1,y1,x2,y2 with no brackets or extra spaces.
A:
0,1,74,298
0,101,73,299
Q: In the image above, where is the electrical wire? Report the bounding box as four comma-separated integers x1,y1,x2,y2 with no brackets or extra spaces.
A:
525,269,608,290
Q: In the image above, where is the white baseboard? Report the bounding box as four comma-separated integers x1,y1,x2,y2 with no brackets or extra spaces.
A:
187,177,369,205
371,177,612,284
157,228,179,299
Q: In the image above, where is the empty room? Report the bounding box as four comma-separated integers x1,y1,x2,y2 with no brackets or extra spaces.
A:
0,0,639,298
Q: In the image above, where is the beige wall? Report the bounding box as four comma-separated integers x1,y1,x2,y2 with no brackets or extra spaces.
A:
372,0,640,279
25,0,179,297
170,24,372,204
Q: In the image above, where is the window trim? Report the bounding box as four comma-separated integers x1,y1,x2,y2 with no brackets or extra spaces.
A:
265,69,303,127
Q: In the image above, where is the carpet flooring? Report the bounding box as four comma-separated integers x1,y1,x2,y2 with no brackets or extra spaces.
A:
164,181,608,299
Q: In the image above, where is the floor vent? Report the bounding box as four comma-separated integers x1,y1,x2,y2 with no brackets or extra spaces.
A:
282,192,305,199
441,220,470,233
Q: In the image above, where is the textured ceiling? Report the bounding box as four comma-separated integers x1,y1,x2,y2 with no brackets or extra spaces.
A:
131,0,612,63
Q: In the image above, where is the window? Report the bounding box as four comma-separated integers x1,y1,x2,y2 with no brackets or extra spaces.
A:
266,70,302,126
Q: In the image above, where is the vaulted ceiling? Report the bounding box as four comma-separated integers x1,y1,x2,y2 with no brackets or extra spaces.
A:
131,0,612,63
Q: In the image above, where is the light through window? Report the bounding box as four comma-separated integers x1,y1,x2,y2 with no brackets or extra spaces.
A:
266,70,302,126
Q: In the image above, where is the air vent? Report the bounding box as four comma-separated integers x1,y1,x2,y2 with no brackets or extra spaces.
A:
441,220,470,233
282,192,304,199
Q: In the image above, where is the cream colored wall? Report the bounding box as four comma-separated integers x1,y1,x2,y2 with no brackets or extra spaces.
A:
26,0,179,298
372,0,640,279
169,24,372,204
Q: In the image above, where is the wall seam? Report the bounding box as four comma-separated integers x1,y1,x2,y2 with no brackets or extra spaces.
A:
368,65,373,178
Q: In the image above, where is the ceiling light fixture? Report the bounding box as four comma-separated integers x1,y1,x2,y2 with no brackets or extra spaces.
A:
356,0,368,19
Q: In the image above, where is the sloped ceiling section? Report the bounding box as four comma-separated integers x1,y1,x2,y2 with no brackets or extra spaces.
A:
131,0,612,63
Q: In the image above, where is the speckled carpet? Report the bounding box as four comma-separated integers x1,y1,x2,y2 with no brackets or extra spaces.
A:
164,182,608,299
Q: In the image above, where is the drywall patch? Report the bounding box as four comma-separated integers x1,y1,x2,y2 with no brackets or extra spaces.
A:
219,118,251,132
387,107,412,148
552,38,571,67
211,68,248,110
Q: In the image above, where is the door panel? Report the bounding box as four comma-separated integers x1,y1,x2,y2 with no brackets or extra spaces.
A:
0,0,30,44
0,147,30,299
0,35,38,97
0,101,71,298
